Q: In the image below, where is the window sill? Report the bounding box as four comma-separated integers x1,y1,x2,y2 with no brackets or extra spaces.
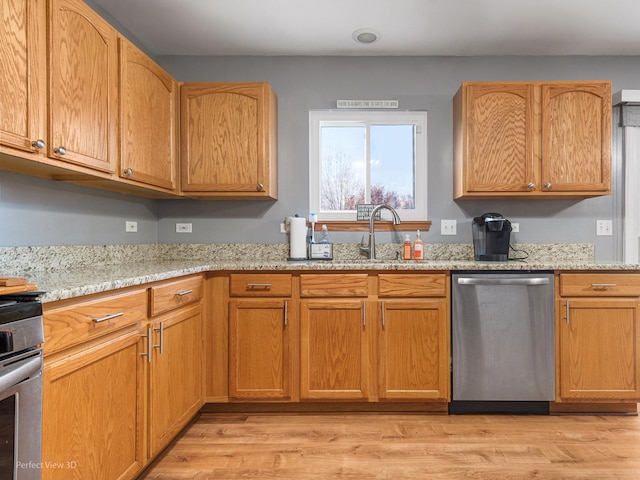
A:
312,220,432,232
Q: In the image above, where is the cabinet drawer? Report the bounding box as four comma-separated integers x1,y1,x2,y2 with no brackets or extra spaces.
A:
560,273,640,297
150,275,203,316
44,289,147,354
300,274,369,297
378,274,447,297
229,274,292,297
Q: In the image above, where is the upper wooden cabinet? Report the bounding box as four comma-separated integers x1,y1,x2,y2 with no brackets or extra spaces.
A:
453,81,612,199
49,0,118,173
180,82,278,199
119,37,178,193
0,0,46,156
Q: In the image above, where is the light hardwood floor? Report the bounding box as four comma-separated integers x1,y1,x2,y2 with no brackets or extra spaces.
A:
139,412,640,479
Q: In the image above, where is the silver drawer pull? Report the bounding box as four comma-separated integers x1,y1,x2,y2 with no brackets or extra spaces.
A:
92,312,124,323
591,283,617,288
175,289,193,296
246,283,272,289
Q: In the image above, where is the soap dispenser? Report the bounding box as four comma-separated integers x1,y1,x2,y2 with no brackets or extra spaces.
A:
413,230,424,260
403,234,412,260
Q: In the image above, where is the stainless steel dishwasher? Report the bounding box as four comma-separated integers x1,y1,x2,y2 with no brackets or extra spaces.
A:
450,271,555,414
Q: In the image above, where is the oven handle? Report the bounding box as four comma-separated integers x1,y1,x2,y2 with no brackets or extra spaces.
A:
0,354,42,394
457,277,550,286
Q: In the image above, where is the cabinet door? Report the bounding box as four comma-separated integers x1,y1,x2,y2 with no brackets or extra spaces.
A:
300,299,370,400
229,298,291,400
463,83,535,193
542,82,611,194
180,82,277,199
378,299,449,401
49,0,117,172
42,330,145,480
558,298,640,401
148,304,203,458
119,37,177,191
0,0,46,154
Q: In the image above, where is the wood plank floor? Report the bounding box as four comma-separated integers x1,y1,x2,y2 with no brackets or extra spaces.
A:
139,412,640,479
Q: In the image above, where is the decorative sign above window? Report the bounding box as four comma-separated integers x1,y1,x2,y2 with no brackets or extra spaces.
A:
336,100,399,109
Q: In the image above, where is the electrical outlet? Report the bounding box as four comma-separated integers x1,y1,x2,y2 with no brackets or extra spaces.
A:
596,220,612,236
511,223,520,233
441,219,457,236
280,223,287,233
176,223,193,233
125,221,137,233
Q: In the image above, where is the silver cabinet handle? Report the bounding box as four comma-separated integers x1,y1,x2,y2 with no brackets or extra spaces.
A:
123,168,133,176
591,283,617,288
31,139,45,149
381,301,385,328
246,283,271,289
141,327,152,363
565,299,570,325
362,301,366,327
544,182,552,189
257,183,264,191
92,312,124,323
175,289,193,296
54,146,67,155
153,321,164,354
284,300,288,327
457,278,550,286
527,182,535,190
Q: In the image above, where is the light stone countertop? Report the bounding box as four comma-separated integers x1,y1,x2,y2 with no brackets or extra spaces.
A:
22,257,640,303
1,242,638,303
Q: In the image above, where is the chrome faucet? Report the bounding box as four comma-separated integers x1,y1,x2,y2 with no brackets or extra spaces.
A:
359,204,401,259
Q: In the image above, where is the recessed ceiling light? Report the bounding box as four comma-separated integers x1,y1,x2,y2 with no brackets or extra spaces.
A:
352,28,380,45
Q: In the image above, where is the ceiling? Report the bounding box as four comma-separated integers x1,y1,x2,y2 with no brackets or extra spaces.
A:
93,0,640,57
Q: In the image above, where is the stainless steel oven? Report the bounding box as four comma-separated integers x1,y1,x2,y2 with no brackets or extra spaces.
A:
0,292,44,480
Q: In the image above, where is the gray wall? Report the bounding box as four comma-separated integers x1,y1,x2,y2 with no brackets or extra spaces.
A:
156,55,633,261
1,53,637,261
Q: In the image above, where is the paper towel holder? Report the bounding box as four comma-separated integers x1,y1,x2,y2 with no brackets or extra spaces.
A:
287,215,309,261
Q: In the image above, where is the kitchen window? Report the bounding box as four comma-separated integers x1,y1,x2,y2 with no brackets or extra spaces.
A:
309,110,428,222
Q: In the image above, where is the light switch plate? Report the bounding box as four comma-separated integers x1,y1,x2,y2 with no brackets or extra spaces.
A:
596,220,612,236
441,219,457,235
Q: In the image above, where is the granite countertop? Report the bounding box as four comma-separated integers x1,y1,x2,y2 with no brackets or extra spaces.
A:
23,256,640,303
1,243,638,303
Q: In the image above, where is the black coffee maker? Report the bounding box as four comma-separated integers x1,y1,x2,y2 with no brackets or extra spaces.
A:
472,213,512,261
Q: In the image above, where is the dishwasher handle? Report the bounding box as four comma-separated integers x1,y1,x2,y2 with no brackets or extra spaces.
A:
457,277,550,286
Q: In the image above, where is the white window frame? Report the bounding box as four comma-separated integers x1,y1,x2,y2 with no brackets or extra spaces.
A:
309,110,427,222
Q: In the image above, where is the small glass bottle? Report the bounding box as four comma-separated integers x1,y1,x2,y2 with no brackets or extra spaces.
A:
319,224,331,243
402,234,412,260
413,230,424,260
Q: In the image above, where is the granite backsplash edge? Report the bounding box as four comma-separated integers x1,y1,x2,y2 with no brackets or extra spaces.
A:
0,243,595,275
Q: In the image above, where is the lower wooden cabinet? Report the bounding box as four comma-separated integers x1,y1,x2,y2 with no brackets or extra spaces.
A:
229,298,292,400
147,275,204,458
148,303,203,458
298,272,450,403
300,298,371,400
557,273,640,402
42,275,204,480
378,299,449,401
227,274,294,401
42,329,145,480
